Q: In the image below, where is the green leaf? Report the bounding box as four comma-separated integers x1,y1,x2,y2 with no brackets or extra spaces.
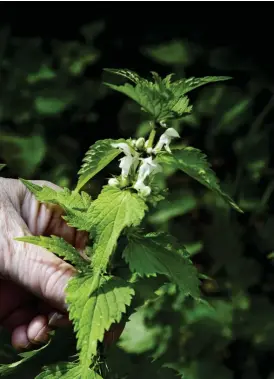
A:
0,164,6,171
66,273,134,379
157,147,242,213
104,69,231,122
0,341,50,376
104,68,142,84
142,40,198,66
27,64,56,84
15,235,86,270
36,362,103,379
104,81,192,122
88,186,148,271
34,96,71,115
123,233,200,298
20,180,92,232
171,75,232,97
62,209,91,232
76,139,127,191
20,179,92,212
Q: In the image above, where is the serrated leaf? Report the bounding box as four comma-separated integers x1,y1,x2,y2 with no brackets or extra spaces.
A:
76,139,127,191
157,147,242,213
123,233,200,298
171,75,232,97
36,364,102,379
62,209,91,232
0,340,50,376
0,164,6,171
20,180,92,232
36,362,103,379
104,68,142,84
105,81,192,122
104,69,231,123
15,235,86,270
66,273,134,379
20,179,91,212
88,186,147,271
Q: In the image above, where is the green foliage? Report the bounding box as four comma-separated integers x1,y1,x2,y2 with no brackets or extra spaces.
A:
142,40,200,67
66,274,134,379
76,139,127,191
104,69,231,122
0,21,105,182
15,236,87,270
19,179,92,212
87,186,148,271
3,65,237,378
158,147,243,212
36,362,103,379
123,232,200,297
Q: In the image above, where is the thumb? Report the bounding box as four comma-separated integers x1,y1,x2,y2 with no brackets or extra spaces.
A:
2,203,75,311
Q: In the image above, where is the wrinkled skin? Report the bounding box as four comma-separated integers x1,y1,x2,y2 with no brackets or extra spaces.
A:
0,178,88,350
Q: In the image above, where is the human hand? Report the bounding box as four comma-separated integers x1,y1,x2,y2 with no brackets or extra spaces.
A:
0,178,87,350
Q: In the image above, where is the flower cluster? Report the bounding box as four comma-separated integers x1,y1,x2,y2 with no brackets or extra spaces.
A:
108,128,180,197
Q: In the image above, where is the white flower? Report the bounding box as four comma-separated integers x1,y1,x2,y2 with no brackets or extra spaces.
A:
138,157,162,182
133,157,161,195
111,142,133,156
133,180,151,196
154,128,180,153
111,142,139,179
108,178,120,187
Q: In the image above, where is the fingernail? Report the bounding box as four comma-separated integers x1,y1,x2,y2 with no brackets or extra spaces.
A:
48,312,65,327
32,326,49,345
17,342,32,351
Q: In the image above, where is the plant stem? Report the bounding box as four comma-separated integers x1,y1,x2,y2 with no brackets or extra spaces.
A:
147,123,156,148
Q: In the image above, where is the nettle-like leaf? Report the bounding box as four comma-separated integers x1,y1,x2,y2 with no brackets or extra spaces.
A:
76,138,127,191
15,236,87,270
36,362,103,379
123,232,200,298
20,179,92,211
66,273,134,379
0,341,50,376
87,186,148,271
158,147,242,213
104,69,231,123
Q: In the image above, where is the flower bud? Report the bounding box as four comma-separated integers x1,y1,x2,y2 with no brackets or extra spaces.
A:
135,137,145,150
108,178,120,187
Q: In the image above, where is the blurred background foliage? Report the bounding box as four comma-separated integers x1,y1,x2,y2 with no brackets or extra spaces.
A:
1,4,274,379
